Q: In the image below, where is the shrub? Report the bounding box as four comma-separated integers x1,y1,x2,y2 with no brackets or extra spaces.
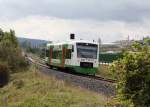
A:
0,62,9,87
110,43,150,107
0,28,29,72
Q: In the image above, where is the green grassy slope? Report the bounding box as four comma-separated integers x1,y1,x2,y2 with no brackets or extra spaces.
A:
0,66,109,107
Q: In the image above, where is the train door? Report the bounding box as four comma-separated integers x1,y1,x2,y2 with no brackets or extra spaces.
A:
61,47,66,68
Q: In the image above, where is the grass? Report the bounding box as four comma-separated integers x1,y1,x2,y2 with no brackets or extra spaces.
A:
0,66,110,107
97,64,116,80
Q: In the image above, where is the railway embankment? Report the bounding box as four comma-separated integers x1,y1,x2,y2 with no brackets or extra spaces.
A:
28,56,116,96
0,66,110,107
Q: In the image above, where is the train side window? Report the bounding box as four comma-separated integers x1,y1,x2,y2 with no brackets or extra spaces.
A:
66,49,71,59
52,51,62,59
52,51,57,59
72,45,74,52
46,49,49,57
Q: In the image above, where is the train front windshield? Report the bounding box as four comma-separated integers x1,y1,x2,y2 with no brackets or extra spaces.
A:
77,43,98,59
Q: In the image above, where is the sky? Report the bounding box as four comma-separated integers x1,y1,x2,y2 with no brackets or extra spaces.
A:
0,0,150,43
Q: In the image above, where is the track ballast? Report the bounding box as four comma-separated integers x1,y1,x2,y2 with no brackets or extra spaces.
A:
27,56,116,96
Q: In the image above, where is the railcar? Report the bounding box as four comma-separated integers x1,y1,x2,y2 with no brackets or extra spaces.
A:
45,40,99,75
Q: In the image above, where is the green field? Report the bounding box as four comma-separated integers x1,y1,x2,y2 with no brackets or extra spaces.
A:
0,66,110,107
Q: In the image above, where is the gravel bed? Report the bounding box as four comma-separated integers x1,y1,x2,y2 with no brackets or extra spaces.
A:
38,66,116,96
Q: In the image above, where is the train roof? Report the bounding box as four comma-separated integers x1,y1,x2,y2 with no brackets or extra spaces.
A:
46,40,98,47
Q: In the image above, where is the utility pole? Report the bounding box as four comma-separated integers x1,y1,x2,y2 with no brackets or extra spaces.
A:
98,37,102,52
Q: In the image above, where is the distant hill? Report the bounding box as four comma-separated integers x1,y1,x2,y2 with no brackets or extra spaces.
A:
18,37,51,47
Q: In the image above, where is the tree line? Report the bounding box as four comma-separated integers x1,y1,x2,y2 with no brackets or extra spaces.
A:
21,40,46,58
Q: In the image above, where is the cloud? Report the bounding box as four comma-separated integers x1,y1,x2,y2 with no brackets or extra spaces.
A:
0,0,150,43
1,16,149,43
0,0,150,22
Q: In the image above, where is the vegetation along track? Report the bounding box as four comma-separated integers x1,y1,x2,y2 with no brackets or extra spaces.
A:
27,56,116,96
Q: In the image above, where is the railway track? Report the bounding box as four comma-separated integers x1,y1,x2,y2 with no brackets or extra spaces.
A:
28,56,116,83
27,56,116,96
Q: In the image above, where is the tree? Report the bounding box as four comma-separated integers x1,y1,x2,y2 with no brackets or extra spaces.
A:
143,37,150,45
110,42,150,107
9,29,19,47
0,28,4,41
0,28,28,71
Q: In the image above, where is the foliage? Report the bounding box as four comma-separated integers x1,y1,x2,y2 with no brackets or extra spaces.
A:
0,61,9,87
143,37,150,45
99,53,123,63
110,42,150,107
0,28,28,72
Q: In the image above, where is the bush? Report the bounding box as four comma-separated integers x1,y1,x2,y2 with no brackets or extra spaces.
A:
0,28,29,72
0,62,9,87
110,43,150,107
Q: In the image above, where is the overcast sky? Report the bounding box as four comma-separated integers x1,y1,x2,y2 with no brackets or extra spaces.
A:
0,0,150,43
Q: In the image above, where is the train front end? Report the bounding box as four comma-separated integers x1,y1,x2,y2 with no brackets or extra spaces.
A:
71,42,99,75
